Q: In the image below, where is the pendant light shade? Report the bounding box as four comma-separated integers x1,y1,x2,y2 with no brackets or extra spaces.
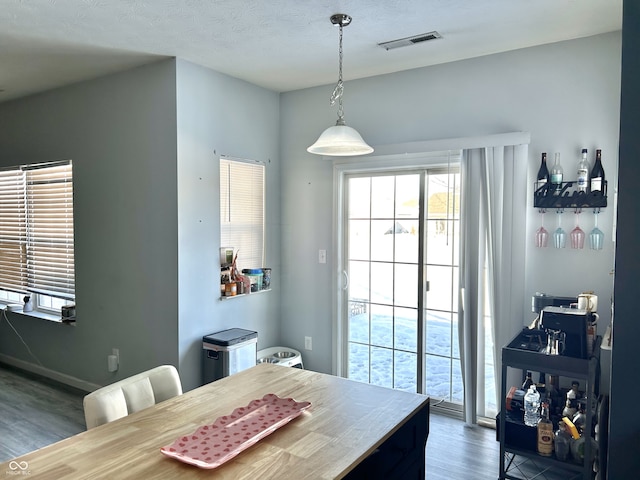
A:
307,14,373,157
307,124,374,156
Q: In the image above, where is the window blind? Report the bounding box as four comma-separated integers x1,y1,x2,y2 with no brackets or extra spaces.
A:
220,157,264,272
25,162,75,299
0,168,27,293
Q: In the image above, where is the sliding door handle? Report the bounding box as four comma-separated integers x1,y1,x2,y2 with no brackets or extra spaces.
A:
342,270,349,290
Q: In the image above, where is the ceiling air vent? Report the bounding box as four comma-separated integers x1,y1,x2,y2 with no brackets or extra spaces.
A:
378,31,442,51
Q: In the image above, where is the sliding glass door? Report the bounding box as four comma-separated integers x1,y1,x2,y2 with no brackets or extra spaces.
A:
343,167,462,406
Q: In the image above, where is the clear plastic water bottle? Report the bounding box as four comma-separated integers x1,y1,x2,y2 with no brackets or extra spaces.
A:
524,384,541,427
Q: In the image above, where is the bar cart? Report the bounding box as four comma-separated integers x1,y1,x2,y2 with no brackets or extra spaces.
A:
498,332,601,480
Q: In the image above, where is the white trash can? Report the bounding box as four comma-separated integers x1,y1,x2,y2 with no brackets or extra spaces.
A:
202,328,258,384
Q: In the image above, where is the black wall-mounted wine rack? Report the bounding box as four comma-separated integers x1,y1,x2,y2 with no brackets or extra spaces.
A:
534,180,608,210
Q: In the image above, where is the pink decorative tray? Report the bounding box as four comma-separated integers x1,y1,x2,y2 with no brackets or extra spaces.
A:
160,393,311,469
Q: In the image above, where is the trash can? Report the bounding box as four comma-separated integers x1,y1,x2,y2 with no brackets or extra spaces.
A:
202,328,258,384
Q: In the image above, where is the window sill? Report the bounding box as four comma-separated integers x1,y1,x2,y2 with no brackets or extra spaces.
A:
1,307,75,325
219,288,271,300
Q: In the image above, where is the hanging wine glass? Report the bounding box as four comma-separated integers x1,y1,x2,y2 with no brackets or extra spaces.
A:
589,210,604,250
570,210,585,249
535,210,549,248
553,211,566,249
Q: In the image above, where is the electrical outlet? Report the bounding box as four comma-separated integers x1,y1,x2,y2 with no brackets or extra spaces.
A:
304,336,312,351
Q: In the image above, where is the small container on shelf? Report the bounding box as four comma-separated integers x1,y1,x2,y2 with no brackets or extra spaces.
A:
261,267,272,289
242,269,264,293
224,282,237,296
220,247,235,267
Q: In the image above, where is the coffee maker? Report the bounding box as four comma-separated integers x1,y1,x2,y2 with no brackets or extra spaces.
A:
539,307,594,359
532,292,577,316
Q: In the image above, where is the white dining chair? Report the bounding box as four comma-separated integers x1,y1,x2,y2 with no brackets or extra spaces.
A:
83,364,182,429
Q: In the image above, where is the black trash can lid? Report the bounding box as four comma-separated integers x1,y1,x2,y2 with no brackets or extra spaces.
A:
203,328,258,346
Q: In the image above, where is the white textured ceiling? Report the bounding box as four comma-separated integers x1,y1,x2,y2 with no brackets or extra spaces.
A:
0,0,622,102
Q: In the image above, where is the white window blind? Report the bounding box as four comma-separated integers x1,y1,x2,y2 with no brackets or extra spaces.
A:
0,161,75,300
0,168,27,293
220,157,265,271
25,162,75,299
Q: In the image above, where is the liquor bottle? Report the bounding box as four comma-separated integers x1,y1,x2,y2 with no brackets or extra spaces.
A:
537,153,549,192
550,153,563,192
538,371,546,388
577,148,590,193
547,374,560,414
562,398,577,419
522,371,534,390
537,401,554,456
590,149,606,194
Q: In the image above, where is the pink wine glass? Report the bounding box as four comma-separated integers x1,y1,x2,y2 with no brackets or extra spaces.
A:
570,212,585,249
535,212,548,248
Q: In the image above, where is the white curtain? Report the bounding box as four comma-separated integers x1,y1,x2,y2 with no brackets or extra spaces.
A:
459,144,528,424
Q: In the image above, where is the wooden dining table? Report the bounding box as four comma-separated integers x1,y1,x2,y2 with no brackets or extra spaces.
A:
0,363,429,479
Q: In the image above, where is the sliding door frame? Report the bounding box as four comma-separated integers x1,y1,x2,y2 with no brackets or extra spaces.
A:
332,150,460,380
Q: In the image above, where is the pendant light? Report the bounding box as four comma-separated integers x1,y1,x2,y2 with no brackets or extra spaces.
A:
307,14,373,157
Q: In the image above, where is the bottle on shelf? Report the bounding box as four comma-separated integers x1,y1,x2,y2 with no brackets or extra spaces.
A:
577,148,590,193
590,149,606,194
562,398,577,419
554,420,572,461
572,406,587,435
537,372,553,409
570,434,598,466
536,153,549,192
522,371,534,390
550,152,563,192
537,401,554,457
524,384,541,427
537,371,546,389
546,374,559,411
567,380,580,402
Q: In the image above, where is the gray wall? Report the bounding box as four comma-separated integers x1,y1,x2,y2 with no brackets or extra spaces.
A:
279,32,621,375
0,60,180,387
175,59,281,390
0,58,282,392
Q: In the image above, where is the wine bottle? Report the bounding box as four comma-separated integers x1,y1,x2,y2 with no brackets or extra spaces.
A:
576,148,589,193
536,153,549,193
550,153,563,192
590,149,606,194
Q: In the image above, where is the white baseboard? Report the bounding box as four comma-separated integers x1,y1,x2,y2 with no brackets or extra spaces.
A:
0,354,101,392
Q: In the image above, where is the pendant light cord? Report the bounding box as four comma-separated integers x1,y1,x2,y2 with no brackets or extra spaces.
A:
330,22,345,125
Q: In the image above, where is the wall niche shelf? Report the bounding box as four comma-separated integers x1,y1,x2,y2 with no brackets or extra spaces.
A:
534,181,607,210
219,288,271,301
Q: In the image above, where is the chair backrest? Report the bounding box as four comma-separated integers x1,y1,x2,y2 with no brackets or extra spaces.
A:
83,364,182,429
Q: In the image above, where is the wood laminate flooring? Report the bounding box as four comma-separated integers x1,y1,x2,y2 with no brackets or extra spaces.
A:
0,364,505,479
0,364,86,461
